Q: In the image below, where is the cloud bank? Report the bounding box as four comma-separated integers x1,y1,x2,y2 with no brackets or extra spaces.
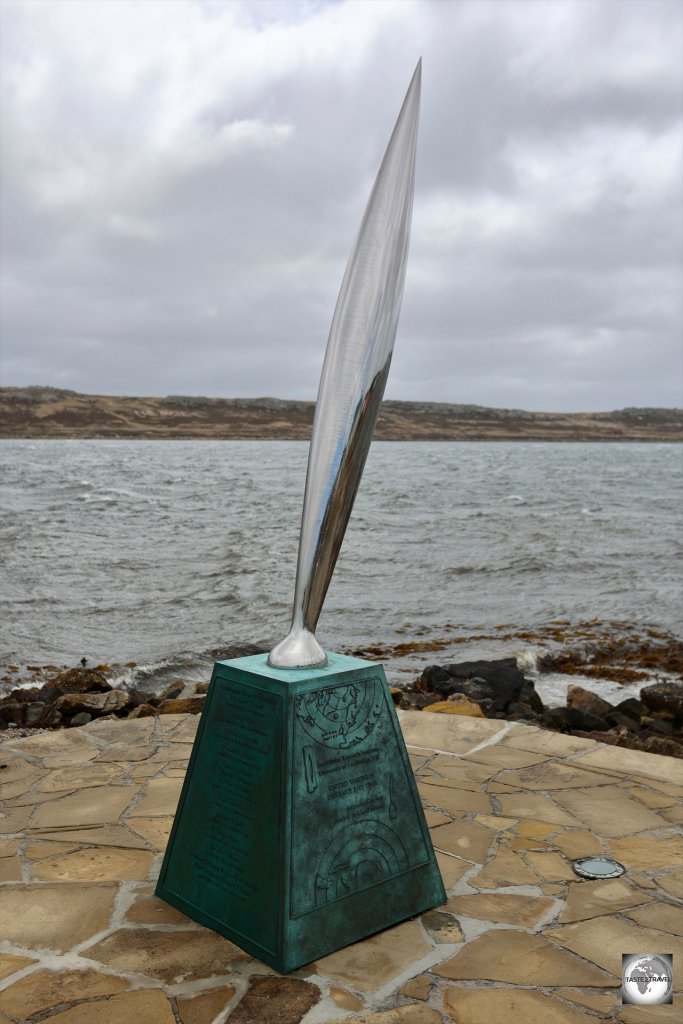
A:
1,0,681,410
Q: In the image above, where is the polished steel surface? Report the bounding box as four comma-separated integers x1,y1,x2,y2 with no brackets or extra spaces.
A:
269,61,421,669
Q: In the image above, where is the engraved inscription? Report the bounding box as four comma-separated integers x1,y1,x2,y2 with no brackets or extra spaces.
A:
291,677,430,918
163,678,282,954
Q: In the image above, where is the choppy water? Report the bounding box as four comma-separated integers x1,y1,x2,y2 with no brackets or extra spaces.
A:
1,440,681,703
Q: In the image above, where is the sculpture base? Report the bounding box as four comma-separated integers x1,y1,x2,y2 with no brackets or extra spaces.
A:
156,652,445,973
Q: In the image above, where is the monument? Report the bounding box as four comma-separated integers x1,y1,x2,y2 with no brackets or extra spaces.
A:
156,59,446,973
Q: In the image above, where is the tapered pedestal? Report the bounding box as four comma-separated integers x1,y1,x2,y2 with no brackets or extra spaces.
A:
156,653,445,973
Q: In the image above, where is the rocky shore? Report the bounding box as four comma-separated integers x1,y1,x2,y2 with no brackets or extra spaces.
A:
396,658,683,760
2,641,682,759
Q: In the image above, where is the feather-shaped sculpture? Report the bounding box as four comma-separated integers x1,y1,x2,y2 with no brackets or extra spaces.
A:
269,60,421,669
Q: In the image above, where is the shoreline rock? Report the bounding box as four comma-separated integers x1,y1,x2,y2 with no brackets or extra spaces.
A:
398,659,683,759
2,647,682,759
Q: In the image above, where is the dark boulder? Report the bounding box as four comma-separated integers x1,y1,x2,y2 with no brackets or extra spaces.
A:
416,658,525,713
543,706,610,733
640,682,683,723
567,685,614,719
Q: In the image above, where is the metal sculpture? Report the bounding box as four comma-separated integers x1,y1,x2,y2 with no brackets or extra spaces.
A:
269,59,422,669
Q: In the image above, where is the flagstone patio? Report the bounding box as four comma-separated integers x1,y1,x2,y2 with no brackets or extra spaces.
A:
1,711,681,1023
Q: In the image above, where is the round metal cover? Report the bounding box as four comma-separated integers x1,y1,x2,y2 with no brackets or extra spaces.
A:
572,856,625,879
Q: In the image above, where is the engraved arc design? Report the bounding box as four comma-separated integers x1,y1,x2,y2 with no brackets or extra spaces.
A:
294,678,384,749
268,60,421,669
314,820,409,906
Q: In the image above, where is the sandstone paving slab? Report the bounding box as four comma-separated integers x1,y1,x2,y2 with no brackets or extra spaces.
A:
623,901,683,935
31,846,155,882
428,757,499,785
0,953,37,982
662,804,683,824
428,818,493,863
31,784,139,829
0,805,31,835
617,1004,681,1023
7,786,81,807
0,753,43,783
94,743,160,763
545,917,683,978
495,792,578,826
424,809,450,828
502,726,597,756
554,987,617,1013
446,892,555,927
441,986,600,1023
0,858,21,880
227,976,320,1024
31,825,150,850
0,968,130,1020
24,840,81,859
125,891,193,925
397,710,506,753
474,813,518,831
0,839,20,858
498,761,614,791
432,929,618,986
609,833,683,870
510,836,549,852
0,882,118,951
3,730,100,765
313,919,432,993
1,770,48,799
165,717,199,744
514,819,559,838
656,868,683,899
81,927,250,982
130,761,167,779
435,851,472,890
400,976,432,1000
552,785,671,837
328,1007,440,1024
83,718,156,745
40,989,177,1024
126,815,173,850
462,746,551,769
553,829,605,860
523,851,576,882
557,878,652,924
468,845,540,888
128,777,182,818
628,785,678,809
36,764,124,792
573,744,683,785
329,986,364,1011
628,776,683,798
417,781,490,815
176,986,237,1024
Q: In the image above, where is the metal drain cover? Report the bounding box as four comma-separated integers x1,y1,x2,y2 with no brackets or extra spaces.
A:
572,856,626,879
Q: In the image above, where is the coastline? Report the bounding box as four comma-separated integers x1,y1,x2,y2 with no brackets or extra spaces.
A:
3,630,681,758
2,387,682,442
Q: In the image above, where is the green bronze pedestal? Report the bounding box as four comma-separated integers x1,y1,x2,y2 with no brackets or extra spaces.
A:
156,653,446,973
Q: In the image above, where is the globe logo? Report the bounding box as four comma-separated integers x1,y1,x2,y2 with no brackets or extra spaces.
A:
622,953,673,1005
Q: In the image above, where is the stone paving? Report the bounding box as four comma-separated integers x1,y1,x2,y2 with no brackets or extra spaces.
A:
1,710,682,1023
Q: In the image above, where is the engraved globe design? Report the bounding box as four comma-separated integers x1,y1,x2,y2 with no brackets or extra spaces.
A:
295,680,384,748
622,955,673,1005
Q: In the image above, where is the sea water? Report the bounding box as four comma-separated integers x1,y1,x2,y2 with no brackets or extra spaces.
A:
1,440,681,703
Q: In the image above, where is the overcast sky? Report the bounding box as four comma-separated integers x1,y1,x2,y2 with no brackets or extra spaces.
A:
1,0,681,411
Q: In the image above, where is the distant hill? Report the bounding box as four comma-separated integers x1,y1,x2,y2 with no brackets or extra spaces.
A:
1,386,681,442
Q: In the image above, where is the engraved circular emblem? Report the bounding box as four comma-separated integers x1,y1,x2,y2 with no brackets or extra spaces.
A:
315,820,409,905
295,679,384,749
